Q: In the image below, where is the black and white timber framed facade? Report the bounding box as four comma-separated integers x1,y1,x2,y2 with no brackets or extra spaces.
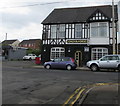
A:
41,5,119,66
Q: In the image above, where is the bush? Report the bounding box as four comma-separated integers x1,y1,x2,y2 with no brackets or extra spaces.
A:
27,49,41,56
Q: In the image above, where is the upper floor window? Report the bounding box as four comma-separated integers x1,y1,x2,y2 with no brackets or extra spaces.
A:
51,24,65,39
58,24,65,38
51,25,57,38
75,24,82,38
90,22,108,37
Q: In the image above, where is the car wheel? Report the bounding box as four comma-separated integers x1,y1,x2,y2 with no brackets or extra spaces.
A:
29,58,32,61
66,65,72,70
118,65,120,71
45,64,51,69
91,64,99,72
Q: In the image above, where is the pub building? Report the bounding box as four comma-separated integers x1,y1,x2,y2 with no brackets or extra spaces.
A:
41,5,118,67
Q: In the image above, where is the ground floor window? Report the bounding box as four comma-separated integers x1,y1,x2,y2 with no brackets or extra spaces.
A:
51,47,65,59
91,48,108,60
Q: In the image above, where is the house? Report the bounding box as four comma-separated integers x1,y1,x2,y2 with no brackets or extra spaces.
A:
2,39,20,47
41,5,119,66
19,39,41,50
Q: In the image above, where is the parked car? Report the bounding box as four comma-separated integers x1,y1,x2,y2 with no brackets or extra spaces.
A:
23,54,37,60
86,55,120,71
44,57,77,70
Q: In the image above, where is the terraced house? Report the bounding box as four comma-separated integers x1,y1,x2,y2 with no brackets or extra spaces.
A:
41,4,119,66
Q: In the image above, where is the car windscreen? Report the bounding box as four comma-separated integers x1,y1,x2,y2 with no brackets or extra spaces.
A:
62,58,71,62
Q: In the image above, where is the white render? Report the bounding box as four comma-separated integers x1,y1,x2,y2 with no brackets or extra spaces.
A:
89,37,109,45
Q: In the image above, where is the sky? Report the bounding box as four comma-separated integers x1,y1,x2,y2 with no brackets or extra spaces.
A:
0,0,120,42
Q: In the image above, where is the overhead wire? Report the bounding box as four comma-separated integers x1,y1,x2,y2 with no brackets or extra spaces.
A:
1,0,117,9
0,0,73,9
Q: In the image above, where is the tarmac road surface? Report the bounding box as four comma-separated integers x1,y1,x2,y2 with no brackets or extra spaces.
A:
2,61,119,105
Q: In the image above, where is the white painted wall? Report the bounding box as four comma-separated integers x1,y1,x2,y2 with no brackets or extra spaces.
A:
89,38,109,45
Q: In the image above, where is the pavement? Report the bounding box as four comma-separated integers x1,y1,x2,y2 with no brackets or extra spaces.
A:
32,65,91,71
79,83,120,105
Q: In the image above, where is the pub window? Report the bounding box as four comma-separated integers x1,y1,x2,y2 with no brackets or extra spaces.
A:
50,47,65,60
58,24,65,38
90,22,108,37
91,48,108,60
46,25,50,38
51,25,57,38
75,24,82,38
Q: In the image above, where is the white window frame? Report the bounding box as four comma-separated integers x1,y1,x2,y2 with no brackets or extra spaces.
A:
91,48,108,60
51,25,57,38
90,22,109,38
75,24,82,38
50,47,65,60
58,24,65,38
51,24,65,39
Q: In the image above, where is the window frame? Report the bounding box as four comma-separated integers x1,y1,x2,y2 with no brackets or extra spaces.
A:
51,25,57,38
50,47,65,60
75,24,82,38
90,22,108,38
51,24,65,39
58,24,65,38
91,48,108,60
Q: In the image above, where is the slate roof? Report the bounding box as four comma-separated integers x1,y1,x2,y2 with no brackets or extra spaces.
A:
19,39,41,45
42,5,118,24
2,39,18,45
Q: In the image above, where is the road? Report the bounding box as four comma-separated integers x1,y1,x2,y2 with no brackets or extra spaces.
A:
2,61,119,104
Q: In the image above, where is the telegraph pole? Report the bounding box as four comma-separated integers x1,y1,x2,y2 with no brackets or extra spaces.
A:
112,0,116,54
5,33,7,40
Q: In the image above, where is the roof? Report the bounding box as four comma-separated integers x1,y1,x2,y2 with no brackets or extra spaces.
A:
19,39,41,44
42,5,118,24
2,45,13,49
2,39,18,45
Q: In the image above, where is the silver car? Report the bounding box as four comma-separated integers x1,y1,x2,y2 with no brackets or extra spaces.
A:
86,55,120,71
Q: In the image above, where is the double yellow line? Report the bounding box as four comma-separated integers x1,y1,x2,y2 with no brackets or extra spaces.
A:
63,82,120,106
62,87,85,106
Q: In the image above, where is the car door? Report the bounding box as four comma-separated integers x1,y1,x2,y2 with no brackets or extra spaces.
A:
99,56,110,68
51,58,61,68
107,56,119,68
59,58,68,69
99,56,119,68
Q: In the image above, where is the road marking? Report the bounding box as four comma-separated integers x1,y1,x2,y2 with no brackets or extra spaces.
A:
62,82,120,106
62,87,81,106
79,87,94,105
70,88,85,105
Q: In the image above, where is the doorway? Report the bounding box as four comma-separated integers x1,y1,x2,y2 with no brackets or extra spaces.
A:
75,51,82,67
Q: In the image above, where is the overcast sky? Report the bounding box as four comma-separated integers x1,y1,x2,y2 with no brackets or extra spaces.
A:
0,0,120,42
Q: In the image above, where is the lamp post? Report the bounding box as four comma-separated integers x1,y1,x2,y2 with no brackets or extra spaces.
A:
112,0,116,54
